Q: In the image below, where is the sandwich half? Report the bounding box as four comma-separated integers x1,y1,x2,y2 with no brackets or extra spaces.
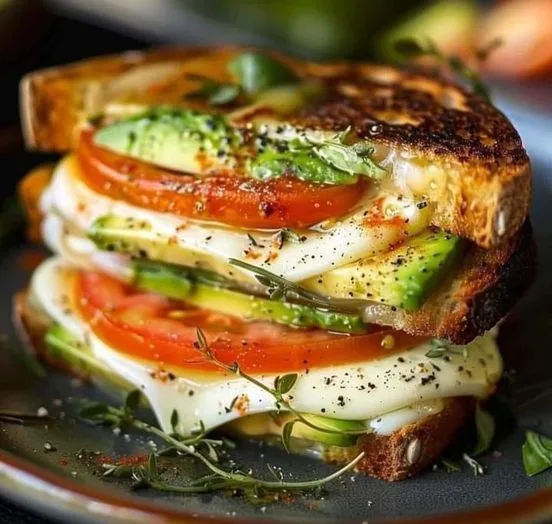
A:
16,46,535,481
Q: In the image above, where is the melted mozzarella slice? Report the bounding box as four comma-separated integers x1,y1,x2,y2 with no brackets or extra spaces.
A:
41,156,432,282
31,257,503,437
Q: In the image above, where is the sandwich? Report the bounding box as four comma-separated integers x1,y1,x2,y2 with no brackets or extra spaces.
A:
15,46,534,481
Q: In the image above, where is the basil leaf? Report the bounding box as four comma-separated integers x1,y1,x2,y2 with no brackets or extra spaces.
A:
472,404,495,457
523,430,552,476
229,52,297,96
314,141,386,180
250,150,359,185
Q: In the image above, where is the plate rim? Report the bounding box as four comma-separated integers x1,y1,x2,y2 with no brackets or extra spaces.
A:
1,447,551,523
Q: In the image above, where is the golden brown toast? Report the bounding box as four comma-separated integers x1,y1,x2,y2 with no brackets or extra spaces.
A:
364,220,536,344
13,288,472,482
20,46,531,248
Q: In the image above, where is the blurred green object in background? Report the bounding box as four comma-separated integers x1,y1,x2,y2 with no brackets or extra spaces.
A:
184,0,475,60
379,0,477,61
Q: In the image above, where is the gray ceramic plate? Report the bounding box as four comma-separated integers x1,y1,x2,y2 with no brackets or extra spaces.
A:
0,108,551,523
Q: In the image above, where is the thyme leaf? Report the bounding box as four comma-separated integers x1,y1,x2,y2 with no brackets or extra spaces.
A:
425,339,468,360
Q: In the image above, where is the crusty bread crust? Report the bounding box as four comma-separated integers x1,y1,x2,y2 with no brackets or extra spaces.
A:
365,220,536,344
325,397,473,481
13,288,475,481
20,46,531,248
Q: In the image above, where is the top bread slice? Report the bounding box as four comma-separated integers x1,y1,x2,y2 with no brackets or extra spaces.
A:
20,46,531,248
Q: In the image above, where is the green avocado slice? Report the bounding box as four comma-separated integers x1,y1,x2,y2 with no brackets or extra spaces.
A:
132,259,366,334
303,230,461,311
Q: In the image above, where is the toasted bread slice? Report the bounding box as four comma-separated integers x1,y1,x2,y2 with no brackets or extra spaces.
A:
13,288,473,481
365,220,535,344
325,396,473,481
20,47,530,248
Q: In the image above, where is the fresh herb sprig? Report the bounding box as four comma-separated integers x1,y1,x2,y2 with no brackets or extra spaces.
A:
393,38,493,103
522,430,552,477
79,390,365,495
308,128,386,180
194,328,368,451
229,258,367,314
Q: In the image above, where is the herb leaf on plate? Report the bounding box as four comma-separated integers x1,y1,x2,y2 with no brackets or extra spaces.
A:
523,430,552,476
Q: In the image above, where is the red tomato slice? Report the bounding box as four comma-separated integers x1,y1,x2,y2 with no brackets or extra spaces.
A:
76,130,365,229
76,271,425,375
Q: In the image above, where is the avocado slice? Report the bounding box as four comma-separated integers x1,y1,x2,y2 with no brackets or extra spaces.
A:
94,107,239,174
303,230,461,311
224,412,366,447
132,259,366,333
45,324,134,397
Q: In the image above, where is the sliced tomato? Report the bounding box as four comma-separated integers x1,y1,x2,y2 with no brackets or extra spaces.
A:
76,130,365,229
76,271,425,375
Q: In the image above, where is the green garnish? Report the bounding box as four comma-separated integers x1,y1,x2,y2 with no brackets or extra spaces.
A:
392,37,493,103
472,403,495,457
79,389,364,496
194,328,368,451
425,339,468,359
251,127,385,186
522,430,552,477
229,51,298,97
311,129,386,180
229,258,367,314
186,74,241,106
250,149,359,185
186,51,297,106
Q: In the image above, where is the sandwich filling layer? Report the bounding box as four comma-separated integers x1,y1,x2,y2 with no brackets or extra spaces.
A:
29,257,502,443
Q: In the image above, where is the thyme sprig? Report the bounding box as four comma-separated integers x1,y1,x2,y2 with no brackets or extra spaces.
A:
194,328,368,451
79,390,364,495
229,258,367,314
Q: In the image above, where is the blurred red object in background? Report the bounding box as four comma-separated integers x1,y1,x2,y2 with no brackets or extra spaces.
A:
480,0,552,78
